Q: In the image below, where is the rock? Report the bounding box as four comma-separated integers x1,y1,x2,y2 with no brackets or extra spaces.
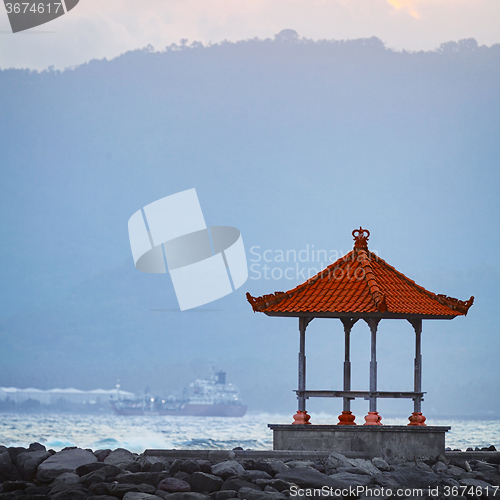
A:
7,447,28,462
14,449,50,480
459,478,494,488
448,465,467,478
102,464,127,479
115,471,170,487
440,477,460,487
109,482,156,497
88,481,113,496
268,461,289,476
237,486,285,500
389,465,439,488
432,462,448,474
197,461,213,474
94,449,112,462
171,460,202,475
87,496,120,500
123,494,162,500
371,457,390,472
75,462,109,476
187,472,224,493
1,481,30,492
51,489,88,500
221,478,261,492
28,443,46,452
80,468,108,487
327,472,372,488
0,450,20,482
210,490,238,500
155,492,172,500
24,483,51,495
339,458,381,476
138,455,169,472
104,448,137,469
240,470,272,481
175,471,192,480
36,447,97,482
51,471,81,485
275,468,337,489
243,460,275,477
325,452,351,473
285,461,315,469
125,461,143,473
164,493,211,500
474,470,500,486
264,485,280,493
158,477,192,492
415,461,433,473
212,461,245,480
371,472,404,489
269,479,292,492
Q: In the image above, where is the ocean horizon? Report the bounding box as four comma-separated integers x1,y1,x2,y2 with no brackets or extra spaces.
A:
1,412,498,454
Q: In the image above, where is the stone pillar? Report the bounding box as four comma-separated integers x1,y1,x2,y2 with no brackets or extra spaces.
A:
409,318,426,426
293,317,311,424
338,318,357,425
364,318,382,425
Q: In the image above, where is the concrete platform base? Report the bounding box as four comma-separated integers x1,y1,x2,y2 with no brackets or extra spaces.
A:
268,424,451,461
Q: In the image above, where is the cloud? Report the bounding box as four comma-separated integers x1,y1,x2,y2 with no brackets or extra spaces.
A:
386,0,422,19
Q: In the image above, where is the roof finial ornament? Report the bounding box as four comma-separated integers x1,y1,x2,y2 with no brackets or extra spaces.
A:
352,227,370,250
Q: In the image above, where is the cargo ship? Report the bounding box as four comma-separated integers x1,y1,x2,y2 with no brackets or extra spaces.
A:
109,370,247,417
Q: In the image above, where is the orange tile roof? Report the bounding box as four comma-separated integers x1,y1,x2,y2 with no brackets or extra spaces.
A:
246,228,474,318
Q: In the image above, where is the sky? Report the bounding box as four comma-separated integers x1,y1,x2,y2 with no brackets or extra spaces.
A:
0,0,499,70
0,0,498,419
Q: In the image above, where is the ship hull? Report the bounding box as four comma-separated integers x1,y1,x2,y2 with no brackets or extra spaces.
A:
110,401,247,417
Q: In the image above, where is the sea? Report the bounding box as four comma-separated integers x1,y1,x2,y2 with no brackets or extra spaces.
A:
0,413,498,454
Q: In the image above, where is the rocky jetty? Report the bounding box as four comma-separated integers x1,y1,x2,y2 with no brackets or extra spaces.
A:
0,444,499,499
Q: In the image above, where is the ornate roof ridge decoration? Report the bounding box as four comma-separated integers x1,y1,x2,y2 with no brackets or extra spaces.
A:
356,248,387,312
246,228,474,317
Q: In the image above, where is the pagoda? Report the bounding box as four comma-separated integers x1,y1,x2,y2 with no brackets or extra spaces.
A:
247,228,473,433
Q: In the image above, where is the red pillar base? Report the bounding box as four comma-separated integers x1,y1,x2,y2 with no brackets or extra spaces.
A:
363,411,382,425
337,411,356,425
292,410,311,425
408,412,427,426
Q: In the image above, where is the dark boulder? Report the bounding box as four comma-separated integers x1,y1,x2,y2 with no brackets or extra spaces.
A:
221,478,261,492
275,467,337,489
171,460,201,475
389,465,439,488
36,448,97,482
210,490,238,500
239,470,272,481
237,486,286,500
104,448,137,469
187,472,224,493
162,493,211,500
94,449,112,462
28,443,46,452
0,451,20,482
158,477,192,493
75,462,109,476
14,450,50,480
1,480,30,492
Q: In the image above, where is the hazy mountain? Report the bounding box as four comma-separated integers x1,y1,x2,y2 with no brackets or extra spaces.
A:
1,33,498,416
